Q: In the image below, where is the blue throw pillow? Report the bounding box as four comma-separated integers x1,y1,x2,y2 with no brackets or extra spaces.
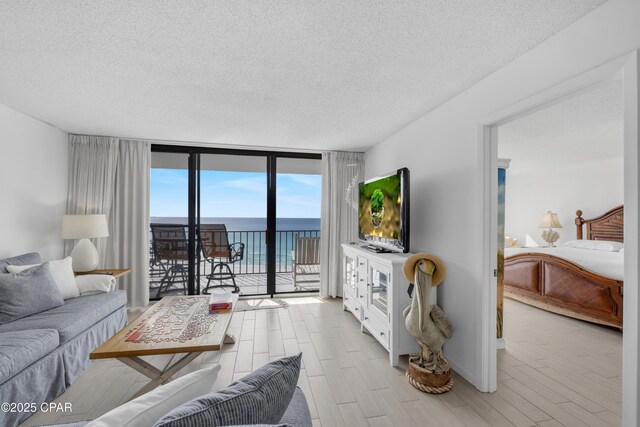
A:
0,252,42,273
0,263,64,324
153,353,302,427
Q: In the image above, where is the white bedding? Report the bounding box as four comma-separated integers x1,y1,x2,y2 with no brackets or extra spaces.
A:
505,246,624,281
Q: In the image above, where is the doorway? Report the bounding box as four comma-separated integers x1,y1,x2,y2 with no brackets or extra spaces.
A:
478,52,639,426
496,77,624,423
149,146,321,299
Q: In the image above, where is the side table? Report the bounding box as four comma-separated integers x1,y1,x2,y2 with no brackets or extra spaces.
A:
75,268,132,279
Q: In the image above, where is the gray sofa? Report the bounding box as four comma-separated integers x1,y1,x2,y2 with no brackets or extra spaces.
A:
0,253,128,427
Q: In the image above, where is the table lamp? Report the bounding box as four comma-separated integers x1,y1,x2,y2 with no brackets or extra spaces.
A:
538,211,562,247
61,214,109,272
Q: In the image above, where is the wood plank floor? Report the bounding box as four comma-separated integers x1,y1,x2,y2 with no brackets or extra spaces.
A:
22,297,622,426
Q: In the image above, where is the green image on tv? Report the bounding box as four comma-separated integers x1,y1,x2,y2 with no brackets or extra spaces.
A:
359,173,401,239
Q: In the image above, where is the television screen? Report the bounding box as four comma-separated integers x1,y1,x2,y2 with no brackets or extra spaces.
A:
358,168,409,252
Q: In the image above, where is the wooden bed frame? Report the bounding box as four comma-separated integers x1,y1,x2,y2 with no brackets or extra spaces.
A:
504,205,624,329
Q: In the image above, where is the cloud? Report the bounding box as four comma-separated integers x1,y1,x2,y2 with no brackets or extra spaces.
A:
152,170,320,217
280,174,321,188
223,176,267,194
277,194,321,209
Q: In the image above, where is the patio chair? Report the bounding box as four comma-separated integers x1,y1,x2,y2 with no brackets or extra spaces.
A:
291,236,320,291
150,223,189,298
149,236,168,282
199,224,245,294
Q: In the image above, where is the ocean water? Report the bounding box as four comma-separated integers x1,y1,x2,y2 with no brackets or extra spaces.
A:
151,217,320,231
150,217,320,272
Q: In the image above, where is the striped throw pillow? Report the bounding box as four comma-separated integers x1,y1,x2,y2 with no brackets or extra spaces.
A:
153,353,302,427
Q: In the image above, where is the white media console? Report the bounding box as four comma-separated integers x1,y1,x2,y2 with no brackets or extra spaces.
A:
341,243,436,366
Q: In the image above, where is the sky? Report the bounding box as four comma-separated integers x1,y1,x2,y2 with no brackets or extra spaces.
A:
151,169,321,218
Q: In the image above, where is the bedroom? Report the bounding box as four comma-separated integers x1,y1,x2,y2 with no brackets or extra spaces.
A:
497,76,623,419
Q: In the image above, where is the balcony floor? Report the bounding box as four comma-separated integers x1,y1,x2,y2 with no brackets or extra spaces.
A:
150,271,319,297
235,271,320,294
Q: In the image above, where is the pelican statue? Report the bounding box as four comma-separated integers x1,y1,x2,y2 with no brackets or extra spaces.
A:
402,254,452,374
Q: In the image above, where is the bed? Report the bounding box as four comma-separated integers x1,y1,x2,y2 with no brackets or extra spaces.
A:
503,205,624,329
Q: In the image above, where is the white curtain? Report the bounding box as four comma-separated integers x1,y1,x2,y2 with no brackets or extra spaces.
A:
106,140,150,309
67,135,150,308
65,135,118,264
320,151,364,298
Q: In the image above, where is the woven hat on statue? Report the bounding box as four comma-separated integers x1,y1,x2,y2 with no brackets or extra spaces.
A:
403,253,447,286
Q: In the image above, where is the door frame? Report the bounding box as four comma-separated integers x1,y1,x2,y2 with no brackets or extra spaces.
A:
151,144,321,297
478,51,639,426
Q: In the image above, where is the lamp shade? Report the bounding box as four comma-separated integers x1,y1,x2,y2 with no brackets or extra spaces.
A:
61,214,109,239
538,211,563,229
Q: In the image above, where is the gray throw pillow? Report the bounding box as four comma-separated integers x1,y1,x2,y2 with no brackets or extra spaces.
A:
153,353,302,427
0,263,64,324
0,252,42,273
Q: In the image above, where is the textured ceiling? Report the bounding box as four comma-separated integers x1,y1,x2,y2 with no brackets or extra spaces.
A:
498,78,623,174
0,1,607,151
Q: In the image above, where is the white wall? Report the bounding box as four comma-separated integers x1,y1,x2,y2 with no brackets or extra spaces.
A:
504,158,623,247
0,104,68,260
365,0,640,390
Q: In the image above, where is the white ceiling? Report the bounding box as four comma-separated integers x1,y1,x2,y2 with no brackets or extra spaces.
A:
0,1,606,151
498,78,623,175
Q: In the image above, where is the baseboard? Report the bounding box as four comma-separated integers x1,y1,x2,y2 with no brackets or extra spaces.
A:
446,356,478,390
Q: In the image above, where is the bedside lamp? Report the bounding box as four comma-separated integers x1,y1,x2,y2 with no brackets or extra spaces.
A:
538,211,563,247
61,214,109,272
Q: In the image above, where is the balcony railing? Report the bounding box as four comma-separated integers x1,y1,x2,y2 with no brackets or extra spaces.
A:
149,227,320,294
222,229,321,275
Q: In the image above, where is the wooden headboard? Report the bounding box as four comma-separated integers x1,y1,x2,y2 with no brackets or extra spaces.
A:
575,205,624,242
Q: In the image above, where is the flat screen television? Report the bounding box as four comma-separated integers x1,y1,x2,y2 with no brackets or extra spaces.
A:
358,168,410,253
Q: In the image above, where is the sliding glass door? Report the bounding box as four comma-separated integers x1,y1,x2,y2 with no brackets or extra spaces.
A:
149,146,321,299
197,153,268,296
276,158,322,293
149,152,191,299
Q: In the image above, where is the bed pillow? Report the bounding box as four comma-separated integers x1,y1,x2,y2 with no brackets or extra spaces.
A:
7,257,80,299
504,236,518,248
87,365,221,427
154,353,302,427
563,240,624,252
0,263,64,324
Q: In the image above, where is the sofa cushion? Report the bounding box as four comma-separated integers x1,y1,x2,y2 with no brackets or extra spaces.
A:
279,388,312,427
0,291,127,344
42,392,309,427
0,252,42,273
0,329,59,383
87,366,221,427
0,263,65,324
154,353,302,427
7,257,80,299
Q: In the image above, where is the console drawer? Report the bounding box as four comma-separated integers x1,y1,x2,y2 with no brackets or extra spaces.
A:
343,285,357,302
356,255,368,270
356,281,368,305
362,312,389,350
343,294,363,321
357,256,368,278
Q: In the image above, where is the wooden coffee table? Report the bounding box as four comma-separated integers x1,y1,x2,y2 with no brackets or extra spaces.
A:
91,294,238,399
